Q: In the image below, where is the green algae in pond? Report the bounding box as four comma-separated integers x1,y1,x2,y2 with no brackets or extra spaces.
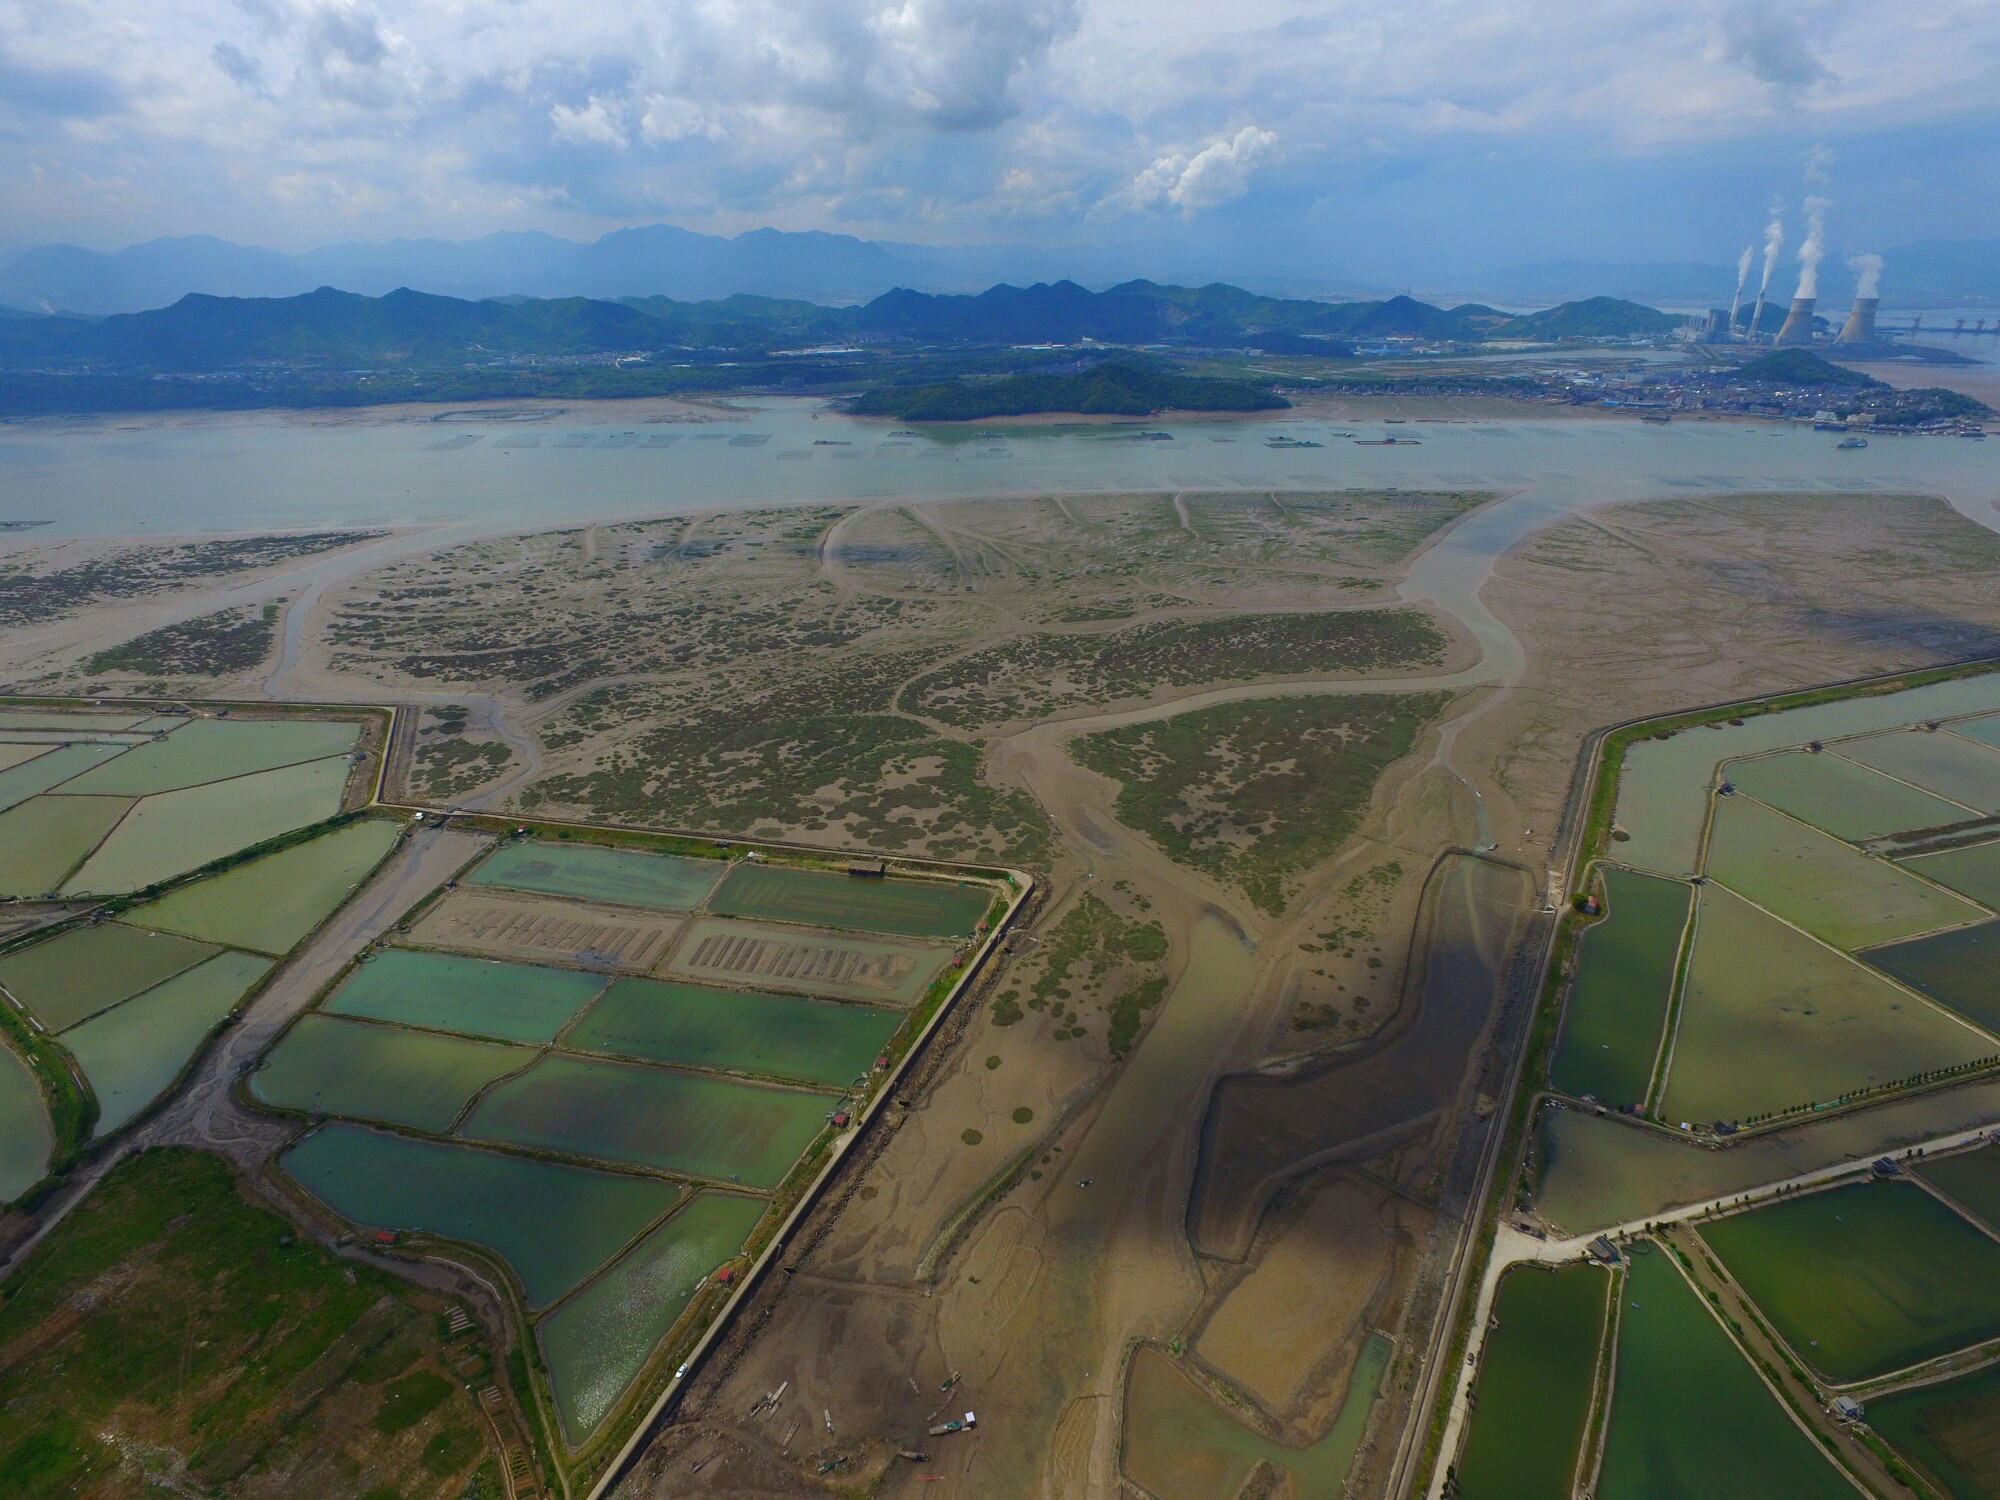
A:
324,949,605,1044
538,1192,766,1442
282,1123,685,1308
1550,869,1688,1109
0,922,218,1032
1598,1249,1853,1500
0,1040,53,1204
709,862,989,937
0,794,134,898
136,818,400,955
1454,1264,1610,1499
251,1015,536,1132
1700,1180,2000,1384
66,950,273,1136
469,841,725,911
1120,1333,1389,1500
562,978,901,1085
57,718,360,796
1869,1359,2000,1499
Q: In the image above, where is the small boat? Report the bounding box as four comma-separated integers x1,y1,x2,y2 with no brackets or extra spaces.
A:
1264,436,1322,448
1354,436,1421,446
1837,436,1868,450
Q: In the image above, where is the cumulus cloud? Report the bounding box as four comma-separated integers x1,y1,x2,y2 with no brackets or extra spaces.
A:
1122,126,1277,215
551,94,629,148
1719,1,1832,99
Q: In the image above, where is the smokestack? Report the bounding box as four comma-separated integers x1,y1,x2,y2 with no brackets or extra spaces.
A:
1751,207,1786,341
1776,297,1817,346
1835,298,1879,344
1727,246,1753,340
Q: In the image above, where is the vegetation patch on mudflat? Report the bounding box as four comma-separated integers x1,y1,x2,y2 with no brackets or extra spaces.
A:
0,1147,499,1499
903,609,1450,728
84,603,281,679
996,892,1170,1054
1075,693,1452,913
1,533,379,628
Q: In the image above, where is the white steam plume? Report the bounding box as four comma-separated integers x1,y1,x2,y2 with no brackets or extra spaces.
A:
1795,195,1830,300
1758,208,1785,294
1850,253,1884,300
1727,245,1753,336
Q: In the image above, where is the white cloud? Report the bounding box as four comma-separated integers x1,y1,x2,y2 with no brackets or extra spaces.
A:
1121,126,1277,215
551,94,628,148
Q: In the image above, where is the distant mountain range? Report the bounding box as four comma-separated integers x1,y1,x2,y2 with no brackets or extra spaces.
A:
0,281,1680,376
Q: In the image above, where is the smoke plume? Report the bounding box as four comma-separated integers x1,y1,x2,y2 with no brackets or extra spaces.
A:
1758,209,1785,294
1850,252,1883,300
1734,246,1754,295
1795,195,1829,299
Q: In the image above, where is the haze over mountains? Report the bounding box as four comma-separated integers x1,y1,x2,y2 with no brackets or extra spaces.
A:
5,226,1996,319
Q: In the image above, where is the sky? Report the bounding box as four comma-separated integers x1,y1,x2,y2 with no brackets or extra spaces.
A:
2,0,1997,281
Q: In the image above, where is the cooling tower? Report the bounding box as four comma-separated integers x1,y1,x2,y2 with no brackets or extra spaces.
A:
1701,309,1730,342
1776,296,1817,346
1835,298,1880,345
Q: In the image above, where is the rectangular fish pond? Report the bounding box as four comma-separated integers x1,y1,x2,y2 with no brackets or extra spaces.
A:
1549,868,1688,1110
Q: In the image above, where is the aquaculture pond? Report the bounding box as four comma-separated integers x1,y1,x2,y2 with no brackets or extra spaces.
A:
1535,1077,2000,1236
1905,841,2000,914
1120,1335,1389,1500
0,794,131,897
1700,1180,2000,1383
1596,1249,1853,1500
64,951,272,1136
1869,1360,2000,1499
323,950,605,1045
537,1192,768,1443
562,978,901,1086
1660,884,1987,1127
1614,675,2000,877
461,1055,834,1188
58,718,359,796
1867,920,2000,1033
1454,1264,1610,1500
469,842,724,911
1550,868,1688,1108
0,741,127,813
1724,750,1972,843
1918,1144,2000,1237
1838,727,2000,816
63,755,353,894
0,1043,52,1204
1704,793,1980,951
137,817,400,954
708,862,990,938
281,1124,685,1307
251,1015,536,1132
0,922,217,1032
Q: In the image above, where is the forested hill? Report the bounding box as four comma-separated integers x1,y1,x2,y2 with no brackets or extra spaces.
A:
847,362,1289,420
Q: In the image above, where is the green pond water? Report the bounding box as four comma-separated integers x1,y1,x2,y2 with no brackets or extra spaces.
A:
1615,674,2000,878
1661,884,1987,1128
326,949,606,1044
469,841,725,910
136,817,400,954
1706,793,1981,952
1597,1249,1853,1500
1905,841,2000,914
1550,868,1688,1108
709,863,989,938
0,742,54,772
1725,750,1975,843
0,794,132,898
57,718,360,796
0,711,150,732
251,1015,535,1132
538,1191,767,1443
66,951,273,1136
461,1054,834,1187
1953,714,2000,751
1121,1334,1390,1500
282,1123,685,1307
1455,1264,1610,1500
562,978,901,1086
668,916,948,1005
1870,1360,2000,1499
0,1042,53,1204
62,755,352,894
1919,1145,2000,1236
1535,1075,2000,1236
1702,1180,2000,1384
0,742,132,813
1867,920,2000,1033
1837,728,2000,816
0,922,217,1032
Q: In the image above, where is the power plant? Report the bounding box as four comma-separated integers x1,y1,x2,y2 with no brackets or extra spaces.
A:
1835,297,1880,344
1775,296,1817,346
